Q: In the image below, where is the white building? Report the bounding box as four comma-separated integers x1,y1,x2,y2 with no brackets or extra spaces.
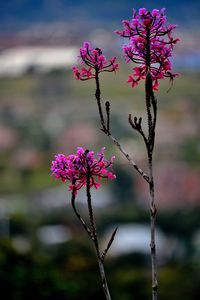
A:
0,46,79,77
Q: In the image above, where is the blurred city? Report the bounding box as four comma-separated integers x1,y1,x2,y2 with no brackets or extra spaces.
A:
0,1,200,299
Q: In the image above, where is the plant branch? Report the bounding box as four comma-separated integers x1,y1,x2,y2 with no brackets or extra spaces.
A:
86,167,100,256
71,189,93,240
95,69,107,133
85,168,112,300
105,101,111,135
145,73,153,147
108,133,149,182
94,74,149,183
94,67,158,300
101,226,118,261
128,114,148,147
150,92,157,152
145,72,158,300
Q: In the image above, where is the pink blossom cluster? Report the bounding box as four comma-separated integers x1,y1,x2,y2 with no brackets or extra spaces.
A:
51,147,116,192
116,8,179,90
72,42,119,80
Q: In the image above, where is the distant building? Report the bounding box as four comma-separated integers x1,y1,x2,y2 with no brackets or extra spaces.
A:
103,223,181,263
0,46,79,77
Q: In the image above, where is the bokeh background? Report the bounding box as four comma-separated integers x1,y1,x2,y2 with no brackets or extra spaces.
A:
0,1,200,299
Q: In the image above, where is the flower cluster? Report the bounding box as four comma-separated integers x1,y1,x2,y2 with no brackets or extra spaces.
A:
116,8,179,90
72,41,119,80
51,147,116,192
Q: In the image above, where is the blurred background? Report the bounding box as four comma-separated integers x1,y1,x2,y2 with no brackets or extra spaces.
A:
0,1,200,299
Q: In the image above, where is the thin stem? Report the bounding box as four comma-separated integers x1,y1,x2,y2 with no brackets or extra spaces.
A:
95,69,107,133
108,133,149,183
86,168,112,300
98,259,112,300
86,168,100,255
128,114,148,147
151,93,157,152
105,101,111,134
145,72,153,145
93,57,158,299
145,73,158,300
101,226,118,261
145,30,158,298
71,190,93,239
148,156,158,300
94,73,149,183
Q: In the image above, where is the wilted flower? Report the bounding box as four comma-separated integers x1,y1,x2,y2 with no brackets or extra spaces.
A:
72,41,119,80
116,8,179,90
51,147,116,192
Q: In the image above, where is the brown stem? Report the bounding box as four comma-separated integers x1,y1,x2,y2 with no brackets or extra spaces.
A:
151,93,157,152
93,61,158,299
145,73,158,300
101,226,118,261
95,69,107,133
86,168,100,254
148,155,158,300
128,114,148,147
71,190,93,240
105,101,111,134
97,259,112,300
145,72,153,146
94,74,149,183
86,168,112,300
108,133,149,183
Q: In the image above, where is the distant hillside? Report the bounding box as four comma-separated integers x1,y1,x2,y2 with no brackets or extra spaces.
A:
0,0,200,32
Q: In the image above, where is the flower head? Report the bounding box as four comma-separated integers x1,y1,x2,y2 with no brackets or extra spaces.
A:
72,41,119,80
51,147,116,192
116,8,180,90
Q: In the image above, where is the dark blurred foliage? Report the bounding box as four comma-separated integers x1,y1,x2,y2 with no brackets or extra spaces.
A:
0,241,199,300
0,204,200,300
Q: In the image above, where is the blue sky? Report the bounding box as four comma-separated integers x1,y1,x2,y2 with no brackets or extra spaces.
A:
0,0,199,31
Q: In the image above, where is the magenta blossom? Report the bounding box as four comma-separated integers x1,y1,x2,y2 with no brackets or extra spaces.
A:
51,147,116,192
116,8,179,90
72,41,119,80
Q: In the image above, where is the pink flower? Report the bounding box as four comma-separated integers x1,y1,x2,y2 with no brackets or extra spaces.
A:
116,8,179,89
133,66,146,79
72,41,119,81
139,8,147,16
127,75,139,88
132,19,140,27
151,9,160,17
51,147,116,192
152,80,159,91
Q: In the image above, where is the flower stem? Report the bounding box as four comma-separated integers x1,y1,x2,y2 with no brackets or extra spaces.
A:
145,73,158,300
94,73,149,183
148,155,158,300
71,184,112,300
95,70,107,132
97,258,112,300
94,64,158,300
86,167,112,300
